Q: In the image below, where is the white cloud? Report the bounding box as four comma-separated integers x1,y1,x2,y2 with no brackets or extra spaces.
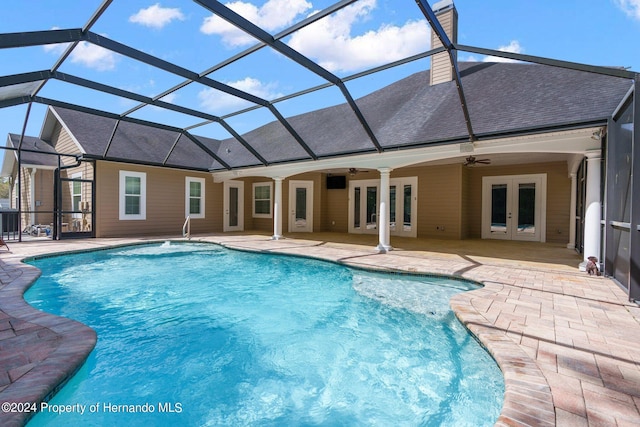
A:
200,0,312,47
129,3,185,29
482,40,524,63
69,42,118,71
198,77,282,113
614,0,640,20
159,92,177,103
43,30,118,71
287,0,430,73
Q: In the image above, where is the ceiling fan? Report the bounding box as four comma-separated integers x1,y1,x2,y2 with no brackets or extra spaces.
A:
348,168,369,176
463,156,491,166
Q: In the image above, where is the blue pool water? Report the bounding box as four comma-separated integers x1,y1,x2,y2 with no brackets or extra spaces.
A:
25,242,504,426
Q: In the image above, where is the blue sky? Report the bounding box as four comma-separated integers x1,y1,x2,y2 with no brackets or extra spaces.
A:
1,0,639,149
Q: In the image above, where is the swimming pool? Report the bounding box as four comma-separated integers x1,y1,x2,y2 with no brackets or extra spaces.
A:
25,242,504,426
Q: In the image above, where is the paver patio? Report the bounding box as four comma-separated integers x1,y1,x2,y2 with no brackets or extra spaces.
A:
0,234,639,426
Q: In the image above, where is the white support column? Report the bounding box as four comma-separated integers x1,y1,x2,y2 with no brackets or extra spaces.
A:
582,151,601,267
567,172,577,249
272,177,283,240
376,168,392,253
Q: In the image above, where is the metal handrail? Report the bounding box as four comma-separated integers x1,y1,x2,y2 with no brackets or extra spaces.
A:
182,216,191,240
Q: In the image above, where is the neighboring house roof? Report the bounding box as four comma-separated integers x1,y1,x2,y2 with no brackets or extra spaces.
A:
1,134,58,176
20,62,635,173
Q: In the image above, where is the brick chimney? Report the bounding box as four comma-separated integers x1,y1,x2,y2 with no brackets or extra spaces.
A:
430,0,458,86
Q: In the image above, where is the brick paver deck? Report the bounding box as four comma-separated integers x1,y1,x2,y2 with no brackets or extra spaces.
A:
1,234,639,426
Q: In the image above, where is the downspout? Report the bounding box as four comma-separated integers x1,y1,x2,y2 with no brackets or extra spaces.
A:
29,168,36,226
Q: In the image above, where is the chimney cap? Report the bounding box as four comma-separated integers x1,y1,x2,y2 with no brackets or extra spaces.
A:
432,0,454,14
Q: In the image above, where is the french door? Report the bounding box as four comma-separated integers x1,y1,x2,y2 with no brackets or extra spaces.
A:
288,180,313,232
223,180,244,232
481,174,546,241
348,177,417,237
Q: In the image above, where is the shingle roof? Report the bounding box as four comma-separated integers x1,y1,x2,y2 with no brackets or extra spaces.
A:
42,61,633,172
6,134,58,167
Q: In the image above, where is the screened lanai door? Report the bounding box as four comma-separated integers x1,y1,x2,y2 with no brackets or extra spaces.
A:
54,167,95,239
481,174,546,241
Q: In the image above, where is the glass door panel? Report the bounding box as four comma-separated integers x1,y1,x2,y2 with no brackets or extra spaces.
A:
403,184,412,232
223,181,244,232
366,186,377,230
389,185,396,231
229,187,238,227
490,184,508,236
516,183,536,235
295,188,307,226
353,187,361,229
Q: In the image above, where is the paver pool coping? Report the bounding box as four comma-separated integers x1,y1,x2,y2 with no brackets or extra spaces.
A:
1,235,639,426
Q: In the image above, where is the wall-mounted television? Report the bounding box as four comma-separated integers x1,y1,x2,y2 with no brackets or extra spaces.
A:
326,175,346,189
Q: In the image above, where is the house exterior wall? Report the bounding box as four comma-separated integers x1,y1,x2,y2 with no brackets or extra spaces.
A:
236,162,569,243
94,161,222,237
89,160,569,241
51,122,82,161
324,175,349,232
396,164,463,239
33,169,54,226
238,173,324,234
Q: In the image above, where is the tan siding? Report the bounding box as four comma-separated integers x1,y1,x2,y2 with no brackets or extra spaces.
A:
325,176,349,233
398,165,462,239
52,123,83,163
460,167,471,239
466,162,570,243
95,161,222,237
33,170,54,226
430,7,457,86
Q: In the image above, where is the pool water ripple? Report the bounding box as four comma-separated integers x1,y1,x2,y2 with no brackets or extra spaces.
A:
25,242,503,426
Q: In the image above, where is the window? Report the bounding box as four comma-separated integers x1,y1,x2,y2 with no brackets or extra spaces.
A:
253,182,272,218
185,177,205,219
119,171,146,220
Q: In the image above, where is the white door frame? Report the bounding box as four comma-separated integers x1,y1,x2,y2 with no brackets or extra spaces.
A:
288,180,313,233
223,180,244,232
348,177,418,237
481,174,547,242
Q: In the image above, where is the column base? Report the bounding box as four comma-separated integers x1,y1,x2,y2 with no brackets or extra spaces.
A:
271,235,283,240
376,243,393,253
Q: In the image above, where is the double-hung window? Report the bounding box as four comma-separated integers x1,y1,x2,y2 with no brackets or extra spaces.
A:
186,177,205,219
119,171,146,220
253,182,272,218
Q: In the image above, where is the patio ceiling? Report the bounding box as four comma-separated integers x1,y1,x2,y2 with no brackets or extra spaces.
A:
0,0,637,173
